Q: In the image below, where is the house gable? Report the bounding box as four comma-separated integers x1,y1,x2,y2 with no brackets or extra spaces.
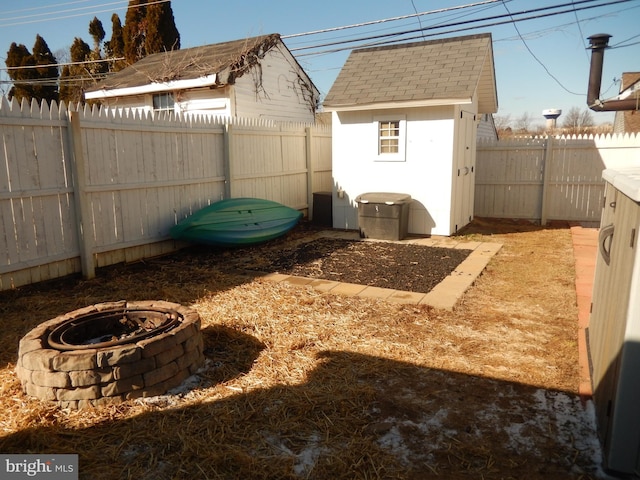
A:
323,33,497,114
84,34,319,122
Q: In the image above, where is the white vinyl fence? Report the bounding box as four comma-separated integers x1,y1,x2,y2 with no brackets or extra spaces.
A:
475,134,640,224
0,97,331,290
3,94,640,291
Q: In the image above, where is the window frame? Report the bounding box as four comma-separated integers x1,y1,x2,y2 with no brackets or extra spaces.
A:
152,92,175,113
374,115,406,162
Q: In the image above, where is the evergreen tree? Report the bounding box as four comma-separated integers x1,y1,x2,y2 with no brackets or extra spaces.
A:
145,2,180,54
58,65,72,103
104,13,126,72
123,0,147,64
87,17,108,77
123,1,180,64
59,37,91,103
5,42,35,102
5,36,58,105
89,17,105,53
32,34,59,104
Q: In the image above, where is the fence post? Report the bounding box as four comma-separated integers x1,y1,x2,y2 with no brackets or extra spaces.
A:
68,111,95,280
306,126,314,220
540,135,554,226
223,123,232,198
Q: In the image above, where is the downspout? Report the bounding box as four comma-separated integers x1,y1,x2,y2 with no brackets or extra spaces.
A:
587,34,639,112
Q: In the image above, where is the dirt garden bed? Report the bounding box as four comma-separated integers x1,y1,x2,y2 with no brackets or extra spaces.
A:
0,218,605,479
221,235,473,293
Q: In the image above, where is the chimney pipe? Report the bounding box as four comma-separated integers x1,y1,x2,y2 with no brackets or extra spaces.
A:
587,33,639,112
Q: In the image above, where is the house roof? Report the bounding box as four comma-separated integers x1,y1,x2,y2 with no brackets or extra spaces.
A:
323,33,498,114
85,34,316,100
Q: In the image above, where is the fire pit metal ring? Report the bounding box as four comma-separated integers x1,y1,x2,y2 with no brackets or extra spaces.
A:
16,300,205,409
47,307,182,351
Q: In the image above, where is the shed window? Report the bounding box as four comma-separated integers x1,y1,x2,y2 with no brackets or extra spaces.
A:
379,121,400,153
153,93,175,112
374,116,406,161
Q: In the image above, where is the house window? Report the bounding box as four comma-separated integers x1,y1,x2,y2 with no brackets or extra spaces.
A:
375,116,406,161
153,93,175,112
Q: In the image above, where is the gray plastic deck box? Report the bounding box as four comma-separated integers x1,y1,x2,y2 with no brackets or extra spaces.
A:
355,192,411,241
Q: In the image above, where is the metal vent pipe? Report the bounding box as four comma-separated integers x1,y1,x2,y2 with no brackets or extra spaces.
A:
587,33,639,112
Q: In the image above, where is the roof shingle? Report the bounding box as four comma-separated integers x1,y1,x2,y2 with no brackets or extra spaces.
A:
323,33,497,113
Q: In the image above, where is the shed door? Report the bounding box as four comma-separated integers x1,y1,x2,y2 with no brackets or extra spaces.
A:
452,110,476,233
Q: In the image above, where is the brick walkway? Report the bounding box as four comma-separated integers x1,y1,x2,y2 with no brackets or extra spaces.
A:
570,223,599,400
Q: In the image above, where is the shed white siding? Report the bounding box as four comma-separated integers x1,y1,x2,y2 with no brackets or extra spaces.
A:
332,105,474,236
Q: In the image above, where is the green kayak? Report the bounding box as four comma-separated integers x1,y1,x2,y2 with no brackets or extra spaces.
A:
170,197,303,247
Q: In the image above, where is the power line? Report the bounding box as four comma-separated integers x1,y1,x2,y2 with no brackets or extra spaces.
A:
281,0,501,39
290,0,629,53
411,0,427,41
610,32,640,48
500,0,582,95
0,0,93,16
1,1,125,23
3,0,638,92
0,75,110,86
2,57,123,72
0,0,507,77
571,0,591,62
0,0,171,28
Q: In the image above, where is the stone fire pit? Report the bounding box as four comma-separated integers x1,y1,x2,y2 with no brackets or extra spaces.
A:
16,300,204,409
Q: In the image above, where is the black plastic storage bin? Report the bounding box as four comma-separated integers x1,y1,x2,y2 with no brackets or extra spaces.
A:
312,191,333,227
355,192,411,240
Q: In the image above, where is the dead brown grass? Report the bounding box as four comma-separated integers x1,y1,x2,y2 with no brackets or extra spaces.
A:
0,218,601,479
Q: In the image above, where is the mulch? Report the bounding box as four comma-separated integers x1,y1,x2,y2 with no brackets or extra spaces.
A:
221,237,471,294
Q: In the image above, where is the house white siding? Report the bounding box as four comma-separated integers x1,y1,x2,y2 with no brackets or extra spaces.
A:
477,114,498,141
175,89,231,116
332,105,469,236
232,44,317,123
95,88,232,117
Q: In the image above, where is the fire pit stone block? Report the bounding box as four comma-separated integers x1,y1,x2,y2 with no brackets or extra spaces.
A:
15,301,204,409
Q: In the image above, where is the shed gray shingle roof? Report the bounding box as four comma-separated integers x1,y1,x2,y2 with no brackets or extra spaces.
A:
323,33,497,113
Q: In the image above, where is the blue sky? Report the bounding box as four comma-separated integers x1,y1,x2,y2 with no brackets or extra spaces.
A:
1,0,639,126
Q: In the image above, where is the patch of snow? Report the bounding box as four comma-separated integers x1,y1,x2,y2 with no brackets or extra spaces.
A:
293,433,328,477
533,390,611,479
136,359,215,407
378,408,456,467
378,424,414,465
374,390,615,479
262,431,329,477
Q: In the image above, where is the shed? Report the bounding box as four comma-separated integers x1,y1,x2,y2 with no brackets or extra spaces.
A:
85,34,319,123
323,33,498,236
